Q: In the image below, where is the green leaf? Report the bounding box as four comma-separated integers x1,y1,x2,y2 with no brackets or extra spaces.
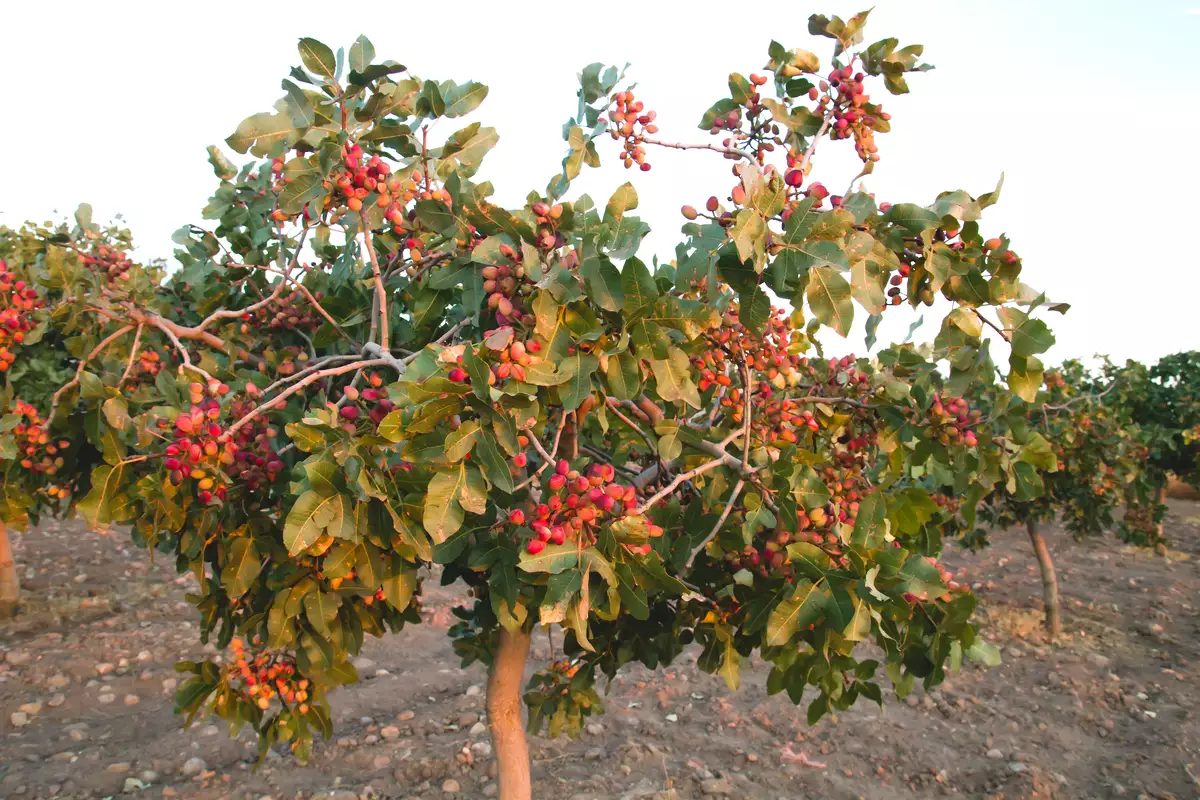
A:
348,35,375,73
851,492,887,546
206,146,237,181
614,563,649,620
897,554,947,600
460,348,492,402
605,182,638,220
382,570,417,612
621,257,658,316
284,491,350,555
605,351,641,401
766,580,827,646
297,38,337,82
1019,431,1058,472
651,349,702,409
376,410,404,443
76,462,129,528
415,200,458,236
473,430,515,494
580,255,625,312
557,354,599,412
965,640,1002,666
222,538,263,597
423,467,466,543
518,543,580,574
101,396,130,431
437,124,498,178
226,111,296,156
794,465,831,510
806,266,853,336
740,287,772,335
730,210,767,271
443,81,489,117
444,420,481,462
886,203,939,236
278,172,327,215
931,189,982,222
304,589,342,639
1010,318,1055,358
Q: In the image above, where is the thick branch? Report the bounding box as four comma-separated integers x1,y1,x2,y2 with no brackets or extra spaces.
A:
154,317,214,382
125,308,226,350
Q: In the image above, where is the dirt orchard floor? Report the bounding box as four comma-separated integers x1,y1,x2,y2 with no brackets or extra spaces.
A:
2,501,1199,800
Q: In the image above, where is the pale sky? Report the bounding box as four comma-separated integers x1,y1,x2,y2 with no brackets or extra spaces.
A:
2,0,1197,366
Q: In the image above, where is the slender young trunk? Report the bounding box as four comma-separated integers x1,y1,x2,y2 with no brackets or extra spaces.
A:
1026,518,1061,638
0,521,19,619
1154,484,1167,552
488,626,532,800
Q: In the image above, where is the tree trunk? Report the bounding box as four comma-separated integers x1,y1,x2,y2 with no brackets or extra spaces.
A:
1154,484,1167,550
488,626,532,800
1026,519,1061,638
0,520,19,619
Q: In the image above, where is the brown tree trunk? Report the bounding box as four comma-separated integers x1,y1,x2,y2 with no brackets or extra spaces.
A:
1026,519,1061,638
0,520,19,619
488,626,532,800
1154,484,1167,550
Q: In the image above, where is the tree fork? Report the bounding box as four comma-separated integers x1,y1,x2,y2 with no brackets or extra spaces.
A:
0,520,19,618
1026,518,1061,638
488,626,533,800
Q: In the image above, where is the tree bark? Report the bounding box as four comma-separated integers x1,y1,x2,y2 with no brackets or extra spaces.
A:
0,520,19,619
1154,484,1166,548
488,626,532,800
1026,519,1061,638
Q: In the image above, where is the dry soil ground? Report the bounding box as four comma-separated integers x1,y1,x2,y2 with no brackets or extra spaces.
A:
3,501,1199,800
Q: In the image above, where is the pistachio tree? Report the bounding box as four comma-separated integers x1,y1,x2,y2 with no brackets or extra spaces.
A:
0,13,1062,798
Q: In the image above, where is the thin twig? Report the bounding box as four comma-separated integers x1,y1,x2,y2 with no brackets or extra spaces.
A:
685,479,744,570
516,413,569,491
634,457,729,515
359,210,390,351
973,309,1012,343
798,106,836,174
640,137,754,162
43,325,135,427
1042,383,1116,411
741,364,753,472
604,397,669,481
118,323,144,386
198,226,312,332
226,358,393,437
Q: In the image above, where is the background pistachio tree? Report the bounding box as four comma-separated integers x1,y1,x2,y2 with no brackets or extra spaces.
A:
963,361,1154,637
1097,351,1200,544
1,12,1063,799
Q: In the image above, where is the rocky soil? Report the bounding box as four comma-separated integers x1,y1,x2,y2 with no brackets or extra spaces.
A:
3,501,1199,799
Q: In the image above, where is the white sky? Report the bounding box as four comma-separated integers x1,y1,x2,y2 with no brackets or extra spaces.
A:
2,0,1197,366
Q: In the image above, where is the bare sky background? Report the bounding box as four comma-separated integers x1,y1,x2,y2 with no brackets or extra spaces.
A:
2,0,1197,366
